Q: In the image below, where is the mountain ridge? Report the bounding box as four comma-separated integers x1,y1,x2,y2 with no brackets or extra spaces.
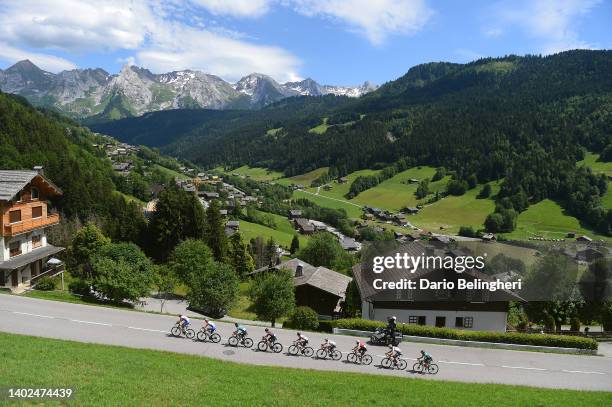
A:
0,60,377,120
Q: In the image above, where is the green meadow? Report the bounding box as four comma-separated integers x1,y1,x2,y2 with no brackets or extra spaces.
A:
226,165,284,181
1,333,610,407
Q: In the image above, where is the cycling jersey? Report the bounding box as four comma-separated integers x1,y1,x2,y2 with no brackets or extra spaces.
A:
207,322,217,332
391,346,401,355
180,316,190,325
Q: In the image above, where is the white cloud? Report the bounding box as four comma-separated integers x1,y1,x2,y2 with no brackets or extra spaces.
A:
289,0,433,45
190,0,273,18
135,21,301,81
0,42,76,72
493,0,601,53
0,0,301,81
0,0,152,52
484,28,503,38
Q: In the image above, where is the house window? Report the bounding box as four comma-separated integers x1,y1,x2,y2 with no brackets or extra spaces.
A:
409,316,427,325
32,235,42,248
455,317,464,328
464,317,474,328
31,187,39,200
9,241,22,257
32,206,43,219
9,210,21,223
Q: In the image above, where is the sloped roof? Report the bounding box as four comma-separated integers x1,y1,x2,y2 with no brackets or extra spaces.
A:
254,258,351,299
0,170,62,201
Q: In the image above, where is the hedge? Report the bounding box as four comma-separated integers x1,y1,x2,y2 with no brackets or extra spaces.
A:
333,319,598,351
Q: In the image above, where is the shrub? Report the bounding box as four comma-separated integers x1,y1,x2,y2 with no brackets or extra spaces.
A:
68,279,91,296
570,317,581,332
34,276,56,291
288,306,319,331
333,319,597,350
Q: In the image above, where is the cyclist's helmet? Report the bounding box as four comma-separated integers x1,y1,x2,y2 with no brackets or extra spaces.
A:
388,344,393,349
265,328,269,332
420,350,426,355
297,332,301,336
391,316,397,320
324,338,329,342
234,322,239,327
356,340,360,345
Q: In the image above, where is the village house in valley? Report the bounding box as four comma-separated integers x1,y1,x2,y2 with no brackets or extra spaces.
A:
252,258,352,319
352,241,524,332
0,169,64,293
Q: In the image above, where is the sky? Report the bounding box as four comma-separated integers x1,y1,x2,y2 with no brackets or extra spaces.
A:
0,0,610,86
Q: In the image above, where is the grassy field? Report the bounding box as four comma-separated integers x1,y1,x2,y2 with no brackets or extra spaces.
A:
293,189,364,218
152,163,190,180
351,166,440,211
577,152,612,177
277,167,329,187
506,199,611,242
314,169,380,200
309,117,330,134
239,219,307,248
1,333,610,407
227,165,284,181
228,281,257,320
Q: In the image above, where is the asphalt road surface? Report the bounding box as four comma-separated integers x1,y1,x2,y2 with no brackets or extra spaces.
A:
1,295,610,392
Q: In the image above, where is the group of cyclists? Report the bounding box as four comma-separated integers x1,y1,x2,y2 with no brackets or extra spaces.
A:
174,314,437,373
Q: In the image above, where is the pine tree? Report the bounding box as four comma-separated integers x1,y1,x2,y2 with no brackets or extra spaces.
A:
205,200,228,261
290,235,300,255
229,233,255,277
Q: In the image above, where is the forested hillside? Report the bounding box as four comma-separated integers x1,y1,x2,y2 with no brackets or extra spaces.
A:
0,91,145,241
90,50,612,235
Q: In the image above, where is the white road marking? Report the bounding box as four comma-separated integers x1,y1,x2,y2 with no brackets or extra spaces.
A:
562,370,606,375
501,365,547,371
69,319,112,326
438,361,485,366
127,326,167,333
12,311,54,319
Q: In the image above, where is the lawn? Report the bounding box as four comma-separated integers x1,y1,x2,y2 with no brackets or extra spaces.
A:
1,333,609,407
152,163,190,180
227,165,284,182
315,169,380,200
506,199,611,242
227,281,257,321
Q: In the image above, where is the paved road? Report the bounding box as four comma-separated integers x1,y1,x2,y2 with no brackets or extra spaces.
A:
1,295,611,392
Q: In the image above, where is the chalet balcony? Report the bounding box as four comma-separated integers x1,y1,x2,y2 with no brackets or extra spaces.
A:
3,213,60,236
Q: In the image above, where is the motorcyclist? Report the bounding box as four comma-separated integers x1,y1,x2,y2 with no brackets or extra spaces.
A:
386,316,397,343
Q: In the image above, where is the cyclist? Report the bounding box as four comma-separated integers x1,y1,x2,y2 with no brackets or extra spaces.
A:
353,340,367,357
177,315,190,332
321,338,336,352
386,344,402,366
296,332,309,347
263,328,277,343
418,350,433,367
234,322,247,340
203,319,217,334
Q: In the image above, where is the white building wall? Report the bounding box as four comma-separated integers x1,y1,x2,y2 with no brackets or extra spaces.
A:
0,238,6,262
370,307,507,332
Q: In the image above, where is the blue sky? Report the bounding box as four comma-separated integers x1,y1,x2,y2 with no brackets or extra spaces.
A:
0,0,610,86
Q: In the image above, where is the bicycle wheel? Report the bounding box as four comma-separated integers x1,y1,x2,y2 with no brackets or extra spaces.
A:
257,341,268,351
316,349,327,359
303,347,314,357
413,362,423,373
331,350,342,361
185,329,195,339
170,326,182,337
347,353,357,363
272,343,283,353
210,333,221,343
381,358,392,369
362,354,373,365
196,331,207,341
228,336,238,346
243,337,253,348
397,359,408,370
288,345,298,355
428,364,439,374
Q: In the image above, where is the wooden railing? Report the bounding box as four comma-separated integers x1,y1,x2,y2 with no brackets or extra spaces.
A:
31,264,65,285
3,213,60,236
